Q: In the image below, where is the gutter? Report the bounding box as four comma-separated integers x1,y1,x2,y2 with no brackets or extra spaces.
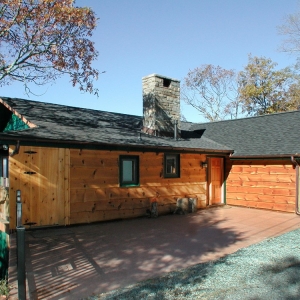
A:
0,134,233,155
291,156,300,215
230,153,300,160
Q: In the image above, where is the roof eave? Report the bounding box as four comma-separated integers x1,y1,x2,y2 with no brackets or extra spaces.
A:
229,154,300,160
0,134,233,154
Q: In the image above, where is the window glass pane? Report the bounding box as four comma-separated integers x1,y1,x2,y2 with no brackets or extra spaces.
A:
164,154,180,178
120,155,139,186
2,158,8,178
123,160,133,181
166,158,176,174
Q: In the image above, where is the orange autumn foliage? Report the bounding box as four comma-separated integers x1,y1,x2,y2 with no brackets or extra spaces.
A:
0,0,99,94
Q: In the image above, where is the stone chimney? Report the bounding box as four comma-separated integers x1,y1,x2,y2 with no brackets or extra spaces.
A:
142,74,180,137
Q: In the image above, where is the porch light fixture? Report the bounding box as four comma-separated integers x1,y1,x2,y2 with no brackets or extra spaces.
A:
201,161,208,168
17,190,21,202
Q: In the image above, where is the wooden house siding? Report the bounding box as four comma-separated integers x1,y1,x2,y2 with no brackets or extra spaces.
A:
8,146,208,229
8,145,297,231
225,159,296,212
9,146,70,230
69,149,207,224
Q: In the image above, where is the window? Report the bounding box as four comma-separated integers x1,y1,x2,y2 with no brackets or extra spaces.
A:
119,155,139,186
2,157,8,178
0,148,9,179
164,154,180,178
0,155,9,187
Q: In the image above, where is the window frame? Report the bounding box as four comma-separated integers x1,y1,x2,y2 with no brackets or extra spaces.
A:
0,150,9,179
119,155,140,187
164,153,180,178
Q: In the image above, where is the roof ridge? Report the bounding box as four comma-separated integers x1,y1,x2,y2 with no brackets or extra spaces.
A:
192,109,300,126
0,96,143,119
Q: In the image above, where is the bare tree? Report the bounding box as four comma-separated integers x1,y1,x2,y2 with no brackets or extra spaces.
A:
278,9,300,55
278,8,300,109
182,64,240,122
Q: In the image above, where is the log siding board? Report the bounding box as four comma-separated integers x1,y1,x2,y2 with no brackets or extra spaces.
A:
69,149,207,225
226,158,296,212
9,146,70,229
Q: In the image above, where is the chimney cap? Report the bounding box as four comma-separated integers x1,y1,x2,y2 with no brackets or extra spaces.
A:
142,74,180,83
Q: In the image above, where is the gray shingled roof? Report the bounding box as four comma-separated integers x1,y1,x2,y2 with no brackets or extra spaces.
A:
190,111,300,157
2,97,299,157
0,97,231,153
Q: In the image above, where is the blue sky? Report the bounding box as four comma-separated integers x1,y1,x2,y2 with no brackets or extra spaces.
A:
1,0,299,122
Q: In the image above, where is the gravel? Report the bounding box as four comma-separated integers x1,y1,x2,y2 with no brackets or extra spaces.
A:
86,228,300,300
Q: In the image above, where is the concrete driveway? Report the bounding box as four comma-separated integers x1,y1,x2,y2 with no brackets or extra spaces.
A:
8,206,300,299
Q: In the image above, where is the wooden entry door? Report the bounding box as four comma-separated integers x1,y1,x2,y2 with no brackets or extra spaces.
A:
209,157,223,205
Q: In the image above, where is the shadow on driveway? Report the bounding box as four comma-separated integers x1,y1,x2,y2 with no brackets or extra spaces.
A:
8,206,300,299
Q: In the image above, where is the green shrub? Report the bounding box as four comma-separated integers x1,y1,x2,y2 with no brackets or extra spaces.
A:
0,231,8,279
0,278,9,298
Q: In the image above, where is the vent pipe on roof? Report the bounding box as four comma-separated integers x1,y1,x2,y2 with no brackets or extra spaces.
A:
174,120,178,140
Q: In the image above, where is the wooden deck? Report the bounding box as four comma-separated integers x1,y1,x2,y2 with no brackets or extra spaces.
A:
8,206,300,299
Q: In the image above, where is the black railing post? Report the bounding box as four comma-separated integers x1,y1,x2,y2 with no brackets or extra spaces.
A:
17,226,26,300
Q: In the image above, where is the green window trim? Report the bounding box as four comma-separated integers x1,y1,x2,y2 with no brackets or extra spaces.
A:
119,155,139,187
164,153,180,178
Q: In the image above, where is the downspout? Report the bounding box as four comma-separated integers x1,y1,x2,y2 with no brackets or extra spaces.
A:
291,156,300,215
10,140,20,157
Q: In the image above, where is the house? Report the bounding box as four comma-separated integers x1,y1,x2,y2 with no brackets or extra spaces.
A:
192,114,300,213
0,73,299,239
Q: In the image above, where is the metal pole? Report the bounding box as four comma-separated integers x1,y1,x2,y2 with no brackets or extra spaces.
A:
17,226,26,300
